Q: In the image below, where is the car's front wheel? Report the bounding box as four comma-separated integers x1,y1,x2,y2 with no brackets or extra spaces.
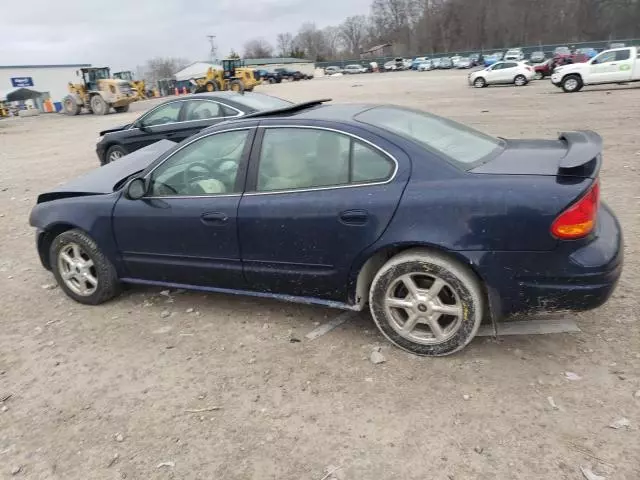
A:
104,144,128,164
369,250,485,356
473,77,487,88
561,74,583,93
534,71,544,80
50,229,120,305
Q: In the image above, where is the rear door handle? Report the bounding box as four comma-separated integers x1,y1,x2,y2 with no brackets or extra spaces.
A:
339,209,369,226
201,212,228,225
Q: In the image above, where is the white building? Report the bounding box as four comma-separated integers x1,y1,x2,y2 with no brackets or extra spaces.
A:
0,63,91,106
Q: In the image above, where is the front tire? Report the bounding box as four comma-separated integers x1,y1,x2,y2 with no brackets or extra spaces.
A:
90,95,109,115
63,95,81,115
369,250,485,356
50,229,120,305
561,74,583,93
514,74,528,86
473,77,487,88
229,79,245,93
104,144,128,164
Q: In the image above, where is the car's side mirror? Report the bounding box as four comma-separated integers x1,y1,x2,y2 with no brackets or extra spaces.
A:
125,177,147,200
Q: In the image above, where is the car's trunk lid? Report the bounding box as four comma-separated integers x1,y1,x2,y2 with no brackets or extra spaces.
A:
471,131,602,178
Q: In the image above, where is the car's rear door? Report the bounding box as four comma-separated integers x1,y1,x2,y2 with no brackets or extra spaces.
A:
499,62,519,83
113,126,255,289
237,122,410,303
173,99,244,142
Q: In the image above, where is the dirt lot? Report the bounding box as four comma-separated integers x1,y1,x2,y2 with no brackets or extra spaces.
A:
1,71,639,480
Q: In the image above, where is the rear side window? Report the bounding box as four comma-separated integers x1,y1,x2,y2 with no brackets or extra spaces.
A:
356,106,502,167
615,49,631,61
504,62,518,68
256,128,394,192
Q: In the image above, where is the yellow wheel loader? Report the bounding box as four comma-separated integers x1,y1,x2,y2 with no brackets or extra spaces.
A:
62,67,137,116
193,59,260,94
113,71,148,100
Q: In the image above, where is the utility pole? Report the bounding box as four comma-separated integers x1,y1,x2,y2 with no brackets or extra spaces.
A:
207,35,217,63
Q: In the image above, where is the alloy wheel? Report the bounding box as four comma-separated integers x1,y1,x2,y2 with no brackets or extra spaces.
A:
565,78,578,91
384,273,463,345
57,242,98,296
109,150,124,162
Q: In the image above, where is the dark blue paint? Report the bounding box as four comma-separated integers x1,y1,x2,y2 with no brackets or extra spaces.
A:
29,104,623,322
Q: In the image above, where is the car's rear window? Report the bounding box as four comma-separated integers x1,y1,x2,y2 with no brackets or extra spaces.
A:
355,106,503,167
230,93,292,111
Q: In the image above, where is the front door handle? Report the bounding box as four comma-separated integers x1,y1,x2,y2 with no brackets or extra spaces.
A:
339,209,369,226
201,212,228,225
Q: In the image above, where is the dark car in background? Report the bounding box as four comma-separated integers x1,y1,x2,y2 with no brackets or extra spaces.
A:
31,101,622,356
255,69,282,84
274,68,311,81
95,92,292,165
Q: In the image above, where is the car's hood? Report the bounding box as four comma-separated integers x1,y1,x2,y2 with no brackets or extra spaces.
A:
99,123,132,136
471,131,602,178
37,140,176,203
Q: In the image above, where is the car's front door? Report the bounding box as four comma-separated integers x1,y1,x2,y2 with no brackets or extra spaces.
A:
589,49,633,83
499,62,519,83
237,125,410,302
123,100,188,153
485,62,503,83
113,128,254,288
177,99,244,141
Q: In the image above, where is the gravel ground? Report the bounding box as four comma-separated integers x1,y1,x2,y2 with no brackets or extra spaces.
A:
0,71,639,480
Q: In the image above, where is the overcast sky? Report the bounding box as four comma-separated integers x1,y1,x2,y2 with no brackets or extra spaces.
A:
0,0,372,70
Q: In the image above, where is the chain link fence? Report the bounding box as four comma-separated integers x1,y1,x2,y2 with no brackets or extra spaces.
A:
316,38,640,69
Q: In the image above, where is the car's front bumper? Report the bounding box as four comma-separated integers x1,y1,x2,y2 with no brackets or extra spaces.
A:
96,142,108,165
468,203,623,319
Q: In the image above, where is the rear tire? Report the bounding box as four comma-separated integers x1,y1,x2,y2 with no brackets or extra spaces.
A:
114,105,129,113
369,249,485,356
63,95,81,115
514,74,528,86
534,71,544,80
561,74,583,93
50,229,120,305
90,95,109,115
205,81,218,92
473,77,487,88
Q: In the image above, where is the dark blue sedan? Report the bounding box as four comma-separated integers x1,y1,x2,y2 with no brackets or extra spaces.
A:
29,101,623,356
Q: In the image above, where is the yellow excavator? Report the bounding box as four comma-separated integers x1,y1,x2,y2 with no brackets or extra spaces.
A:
0,101,9,118
63,67,137,115
113,71,148,100
193,59,259,94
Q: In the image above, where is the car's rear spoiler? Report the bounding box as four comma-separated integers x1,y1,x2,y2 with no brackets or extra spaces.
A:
558,130,603,169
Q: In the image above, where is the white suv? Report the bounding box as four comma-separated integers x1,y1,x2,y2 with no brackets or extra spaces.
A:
504,48,525,61
469,61,535,88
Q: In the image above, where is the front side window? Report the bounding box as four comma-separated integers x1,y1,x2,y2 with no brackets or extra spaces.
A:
356,106,502,167
490,63,503,70
149,130,249,197
139,102,182,127
592,51,616,65
256,128,394,192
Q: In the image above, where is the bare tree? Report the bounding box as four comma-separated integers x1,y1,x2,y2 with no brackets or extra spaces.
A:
323,26,344,58
340,15,368,54
276,32,294,56
144,57,190,84
243,38,274,59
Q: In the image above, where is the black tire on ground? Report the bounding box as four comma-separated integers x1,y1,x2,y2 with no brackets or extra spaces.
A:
63,95,81,115
561,74,584,93
50,229,121,305
229,79,245,94
205,81,218,92
369,249,485,356
473,77,487,88
104,144,128,164
268,77,276,84
534,71,544,80
114,105,129,113
90,95,109,115
514,74,528,86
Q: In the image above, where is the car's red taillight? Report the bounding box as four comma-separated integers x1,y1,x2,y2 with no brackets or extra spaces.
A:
551,180,600,239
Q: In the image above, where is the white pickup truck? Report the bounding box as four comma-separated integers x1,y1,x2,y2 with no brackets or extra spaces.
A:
551,46,640,92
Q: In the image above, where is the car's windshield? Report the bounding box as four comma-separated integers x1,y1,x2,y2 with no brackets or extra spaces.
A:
356,106,503,167
228,93,292,111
